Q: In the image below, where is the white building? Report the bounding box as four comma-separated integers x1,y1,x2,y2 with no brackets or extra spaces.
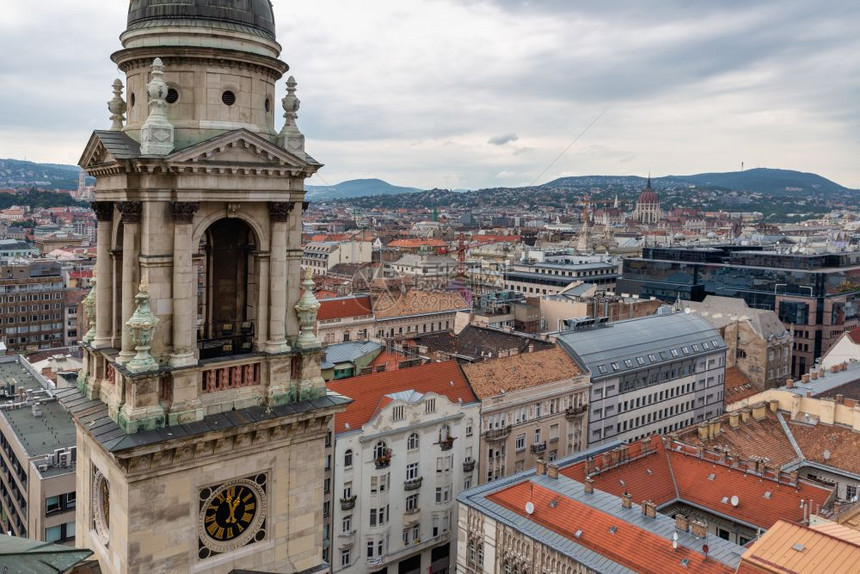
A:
303,241,374,276
326,361,481,574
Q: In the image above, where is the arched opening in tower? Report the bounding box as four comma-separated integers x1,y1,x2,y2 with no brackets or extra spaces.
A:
196,218,258,359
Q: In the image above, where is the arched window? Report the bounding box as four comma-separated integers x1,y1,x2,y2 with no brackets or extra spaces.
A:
374,441,387,459
344,449,353,467
438,424,450,442
408,433,419,450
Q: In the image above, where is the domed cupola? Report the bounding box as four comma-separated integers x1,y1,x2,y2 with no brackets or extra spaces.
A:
113,0,289,150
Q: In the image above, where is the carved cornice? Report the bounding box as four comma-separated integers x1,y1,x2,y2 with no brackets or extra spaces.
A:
118,201,143,224
91,201,115,222
268,202,294,222
171,201,200,224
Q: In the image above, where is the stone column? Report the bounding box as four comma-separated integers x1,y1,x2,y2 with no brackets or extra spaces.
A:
265,202,291,354
117,201,142,363
285,201,306,339
170,202,199,367
92,201,114,348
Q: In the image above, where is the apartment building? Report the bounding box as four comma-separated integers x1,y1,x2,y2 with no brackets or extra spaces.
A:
304,241,374,276
325,362,480,574
558,312,727,447
0,353,76,543
0,261,67,352
503,257,619,297
461,347,590,484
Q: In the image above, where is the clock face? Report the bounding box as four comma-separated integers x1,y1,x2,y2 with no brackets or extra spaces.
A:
198,474,268,558
92,469,110,544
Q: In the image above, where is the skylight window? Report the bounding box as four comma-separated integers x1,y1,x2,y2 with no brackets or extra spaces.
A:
598,365,607,374
707,473,716,481
637,357,645,365
611,363,620,371
763,491,772,499
624,359,633,368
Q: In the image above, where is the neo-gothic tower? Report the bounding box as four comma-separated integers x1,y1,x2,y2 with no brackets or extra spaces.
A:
64,2,348,573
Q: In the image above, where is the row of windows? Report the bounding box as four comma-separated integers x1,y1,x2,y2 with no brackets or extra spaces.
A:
484,394,585,430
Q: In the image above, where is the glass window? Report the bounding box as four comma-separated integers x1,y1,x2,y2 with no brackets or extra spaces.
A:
344,449,353,467
45,525,62,543
407,433,419,450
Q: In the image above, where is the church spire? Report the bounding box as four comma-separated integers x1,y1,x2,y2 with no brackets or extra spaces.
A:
646,172,652,189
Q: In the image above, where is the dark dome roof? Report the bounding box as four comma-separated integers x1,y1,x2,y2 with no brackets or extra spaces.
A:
127,0,276,40
637,189,659,204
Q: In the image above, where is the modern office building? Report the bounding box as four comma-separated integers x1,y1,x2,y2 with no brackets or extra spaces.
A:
0,261,67,353
0,353,77,543
558,312,727,447
618,246,860,377
503,257,619,297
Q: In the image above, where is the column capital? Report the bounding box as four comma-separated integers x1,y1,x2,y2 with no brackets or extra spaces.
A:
171,201,200,224
268,202,294,223
118,201,142,224
92,201,115,222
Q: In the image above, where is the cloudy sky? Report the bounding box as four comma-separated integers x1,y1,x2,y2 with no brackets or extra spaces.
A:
1,0,858,190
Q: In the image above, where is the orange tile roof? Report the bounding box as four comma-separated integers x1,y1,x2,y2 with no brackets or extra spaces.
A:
326,361,477,435
788,421,860,476
667,449,831,529
739,520,860,574
317,295,373,321
562,436,678,506
373,289,468,319
489,481,734,574
388,239,448,249
724,367,759,404
461,347,582,399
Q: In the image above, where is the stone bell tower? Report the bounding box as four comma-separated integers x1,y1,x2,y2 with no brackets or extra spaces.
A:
61,2,349,573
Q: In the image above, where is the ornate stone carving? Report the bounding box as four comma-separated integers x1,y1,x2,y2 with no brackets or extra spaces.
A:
294,268,321,349
227,203,241,218
91,201,115,222
118,201,143,224
171,201,200,224
268,201,293,222
140,58,175,156
125,276,160,373
82,278,97,344
278,76,305,157
108,79,127,131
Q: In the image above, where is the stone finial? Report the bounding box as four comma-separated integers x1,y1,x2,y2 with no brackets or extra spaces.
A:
140,58,175,156
125,276,159,373
278,76,305,158
294,267,321,349
82,278,97,344
108,79,127,131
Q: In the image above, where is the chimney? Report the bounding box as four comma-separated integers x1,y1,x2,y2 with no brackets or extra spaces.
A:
802,373,810,383
769,399,779,413
811,370,818,381
806,391,812,398
584,458,595,476
831,365,839,374
712,419,721,437
697,422,709,440
729,412,740,428
845,398,857,408
675,513,689,532
789,470,799,485
740,407,751,423
527,344,534,353
786,377,795,388
547,463,559,480
835,394,844,405
584,477,594,494
819,367,825,378
752,403,766,421
641,500,657,519
621,492,632,509
535,458,547,476
690,519,708,539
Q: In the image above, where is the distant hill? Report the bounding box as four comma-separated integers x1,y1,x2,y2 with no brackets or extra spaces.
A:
544,168,855,197
0,158,93,190
306,178,422,201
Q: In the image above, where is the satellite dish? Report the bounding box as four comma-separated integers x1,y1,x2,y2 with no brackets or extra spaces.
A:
730,495,739,507
525,501,535,515
824,450,831,461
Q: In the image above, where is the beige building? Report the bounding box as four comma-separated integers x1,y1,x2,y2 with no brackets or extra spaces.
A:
64,2,349,573
303,241,374,276
0,354,77,544
373,289,470,341
462,347,590,484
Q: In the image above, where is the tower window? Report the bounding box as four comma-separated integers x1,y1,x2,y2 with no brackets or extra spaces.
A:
165,88,179,104
265,97,271,112
222,90,236,106
130,93,135,108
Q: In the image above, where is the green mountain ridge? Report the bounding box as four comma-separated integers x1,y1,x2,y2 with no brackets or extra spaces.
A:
305,178,423,200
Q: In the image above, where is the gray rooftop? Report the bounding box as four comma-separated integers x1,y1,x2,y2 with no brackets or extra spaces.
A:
0,357,77,471
780,361,860,398
557,312,725,380
321,341,382,369
458,442,744,573
127,0,276,40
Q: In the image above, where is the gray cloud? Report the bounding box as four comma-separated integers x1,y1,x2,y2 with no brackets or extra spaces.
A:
488,133,519,145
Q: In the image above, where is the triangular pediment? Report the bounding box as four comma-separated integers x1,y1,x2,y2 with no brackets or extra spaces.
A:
78,130,141,172
167,129,318,171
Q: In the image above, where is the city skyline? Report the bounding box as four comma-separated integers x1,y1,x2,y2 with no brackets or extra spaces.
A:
1,0,858,190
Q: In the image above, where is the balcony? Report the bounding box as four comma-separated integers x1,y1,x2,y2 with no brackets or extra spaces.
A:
338,529,356,540
565,404,588,420
197,321,255,360
531,441,547,455
463,458,475,472
484,427,511,442
404,507,421,525
375,455,392,469
340,495,356,511
404,476,423,491
201,359,261,393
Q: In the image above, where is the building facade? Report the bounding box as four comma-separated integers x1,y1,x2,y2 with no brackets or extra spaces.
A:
461,347,590,484
558,312,727,447
326,362,480,574
503,258,619,298
618,246,860,376
304,241,374,276
64,2,349,573
0,261,66,352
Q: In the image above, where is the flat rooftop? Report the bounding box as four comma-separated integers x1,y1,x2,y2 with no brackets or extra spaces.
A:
0,356,76,473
